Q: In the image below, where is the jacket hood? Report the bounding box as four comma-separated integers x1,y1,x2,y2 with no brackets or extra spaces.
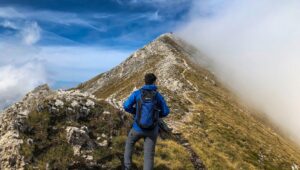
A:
141,84,157,91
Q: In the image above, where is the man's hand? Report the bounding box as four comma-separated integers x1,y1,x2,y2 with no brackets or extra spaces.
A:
158,119,173,140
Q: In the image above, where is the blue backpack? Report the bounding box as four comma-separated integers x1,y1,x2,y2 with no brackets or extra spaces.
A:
135,89,159,130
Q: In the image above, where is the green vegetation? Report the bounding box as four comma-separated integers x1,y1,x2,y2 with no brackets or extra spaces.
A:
19,95,196,169
20,109,76,169
19,98,130,169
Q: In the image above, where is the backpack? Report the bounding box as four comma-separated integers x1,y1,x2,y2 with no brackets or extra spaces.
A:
135,89,159,130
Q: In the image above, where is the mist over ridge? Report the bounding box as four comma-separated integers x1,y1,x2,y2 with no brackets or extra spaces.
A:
176,0,300,143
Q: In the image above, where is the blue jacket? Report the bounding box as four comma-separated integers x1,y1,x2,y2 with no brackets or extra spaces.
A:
123,84,170,132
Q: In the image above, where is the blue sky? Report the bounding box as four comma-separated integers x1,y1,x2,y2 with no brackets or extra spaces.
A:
0,0,195,109
0,0,192,90
0,0,191,48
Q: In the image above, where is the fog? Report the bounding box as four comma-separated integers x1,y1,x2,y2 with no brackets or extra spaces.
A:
176,0,300,143
0,62,47,109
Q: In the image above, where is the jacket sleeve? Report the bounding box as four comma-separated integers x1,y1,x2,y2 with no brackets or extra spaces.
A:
123,91,137,114
157,93,170,118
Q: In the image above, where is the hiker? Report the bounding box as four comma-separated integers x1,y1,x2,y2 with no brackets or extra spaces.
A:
123,73,170,170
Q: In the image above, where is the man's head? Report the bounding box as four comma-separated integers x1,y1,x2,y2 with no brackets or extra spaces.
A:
144,73,157,85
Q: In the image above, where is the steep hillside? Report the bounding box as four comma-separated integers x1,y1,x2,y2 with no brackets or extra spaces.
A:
78,33,300,169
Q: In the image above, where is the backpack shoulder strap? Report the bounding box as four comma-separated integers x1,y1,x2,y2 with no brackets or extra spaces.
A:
136,90,143,124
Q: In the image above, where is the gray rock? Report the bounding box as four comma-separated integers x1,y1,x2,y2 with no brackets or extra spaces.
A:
65,126,96,151
27,138,33,145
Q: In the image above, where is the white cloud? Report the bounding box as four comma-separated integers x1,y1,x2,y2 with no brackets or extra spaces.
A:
0,20,42,46
177,0,300,143
0,62,48,110
21,21,41,45
148,11,162,21
0,20,18,29
38,46,131,83
0,42,40,65
0,7,23,19
0,7,107,32
127,0,190,7
0,38,130,110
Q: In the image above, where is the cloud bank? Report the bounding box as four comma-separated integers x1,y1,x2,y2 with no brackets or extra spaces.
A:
177,0,300,143
0,20,47,110
0,62,47,109
0,7,131,110
0,42,131,111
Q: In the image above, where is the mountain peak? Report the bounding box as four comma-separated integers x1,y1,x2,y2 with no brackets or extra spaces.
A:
78,33,202,99
155,32,174,39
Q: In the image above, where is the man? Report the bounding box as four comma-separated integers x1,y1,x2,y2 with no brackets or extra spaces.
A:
123,73,170,170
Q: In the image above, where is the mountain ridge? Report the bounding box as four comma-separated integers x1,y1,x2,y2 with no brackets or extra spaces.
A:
78,33,300,169
0,33,300,169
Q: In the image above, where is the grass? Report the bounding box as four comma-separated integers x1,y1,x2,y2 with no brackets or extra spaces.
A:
20,108,76,169
130,139,194,170
155,140,194,170
178,63,300,169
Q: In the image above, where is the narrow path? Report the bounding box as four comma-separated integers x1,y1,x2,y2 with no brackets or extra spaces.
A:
181,57,199,92
173,58,206,169
172,133,206,170
180,57,198,106
183,92,195,105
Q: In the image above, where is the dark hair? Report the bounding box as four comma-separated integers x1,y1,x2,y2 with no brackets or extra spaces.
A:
144,73,157,85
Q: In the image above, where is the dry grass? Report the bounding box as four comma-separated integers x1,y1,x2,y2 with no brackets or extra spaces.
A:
179,60,300,169
130,139,194,170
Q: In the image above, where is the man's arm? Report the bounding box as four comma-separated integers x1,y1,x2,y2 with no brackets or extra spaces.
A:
157,93,170,118
123,91,137,114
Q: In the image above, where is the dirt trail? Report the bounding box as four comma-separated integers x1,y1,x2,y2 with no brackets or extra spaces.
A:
172,133,206,170
172,58,207,169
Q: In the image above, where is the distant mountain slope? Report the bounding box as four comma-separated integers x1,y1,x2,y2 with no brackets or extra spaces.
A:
78,33,300,169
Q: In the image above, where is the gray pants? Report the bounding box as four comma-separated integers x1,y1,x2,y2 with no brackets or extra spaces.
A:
124,128,159,170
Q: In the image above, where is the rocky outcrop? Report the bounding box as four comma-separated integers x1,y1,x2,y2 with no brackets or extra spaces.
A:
0,84,52,169
0,83,130,169
66,126,96,155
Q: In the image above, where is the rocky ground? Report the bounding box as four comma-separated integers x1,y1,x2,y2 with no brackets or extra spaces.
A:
0,85,132,169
